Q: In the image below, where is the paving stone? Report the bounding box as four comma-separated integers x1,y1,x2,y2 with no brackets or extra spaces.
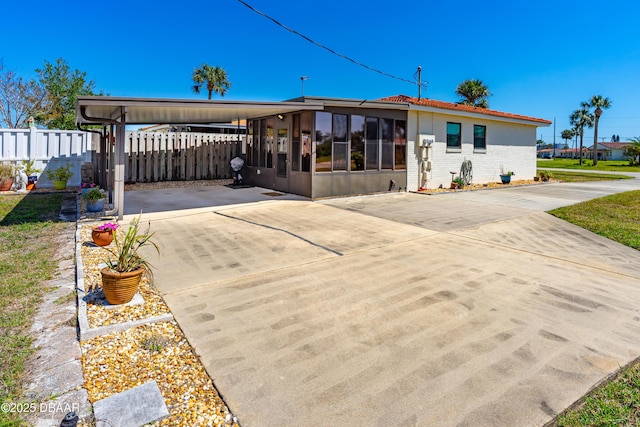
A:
102,292,144,310
93,381,169,426
29,327,81,375
29,388,92,427
59,194,77,222
26,360,84,399
30,299,75,334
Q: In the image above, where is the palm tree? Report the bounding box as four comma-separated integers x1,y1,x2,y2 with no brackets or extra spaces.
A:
569,103,594,165
191,64,231,100
625,137,640,165
588,95,612,165
572,124,580,157
561,129,575,150
455,79,491,108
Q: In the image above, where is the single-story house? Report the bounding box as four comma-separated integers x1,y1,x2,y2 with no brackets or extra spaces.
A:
241,95,551,197
537,148,554,158
544,147,589,159
76,95,550,218
588,142,632,161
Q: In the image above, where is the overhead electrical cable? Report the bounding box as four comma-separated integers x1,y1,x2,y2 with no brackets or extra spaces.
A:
236,0,425,89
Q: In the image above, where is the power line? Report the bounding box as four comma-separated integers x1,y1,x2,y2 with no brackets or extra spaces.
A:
236,0,424,88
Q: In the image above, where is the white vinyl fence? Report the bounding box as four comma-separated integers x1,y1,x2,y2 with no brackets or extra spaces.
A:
0,128,92,187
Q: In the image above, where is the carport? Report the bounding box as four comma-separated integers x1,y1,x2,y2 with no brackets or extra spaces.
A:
75,96,323,219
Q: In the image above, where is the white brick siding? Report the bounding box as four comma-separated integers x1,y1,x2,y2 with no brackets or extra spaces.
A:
408,111,538,190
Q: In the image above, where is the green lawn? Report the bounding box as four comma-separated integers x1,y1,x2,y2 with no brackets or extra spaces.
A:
549,190,640,425
554,361,640,427
537,158,640,172
0,193,69,426
549,190,640,250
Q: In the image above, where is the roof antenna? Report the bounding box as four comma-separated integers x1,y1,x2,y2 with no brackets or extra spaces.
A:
300,76,309,96
417,66,422,100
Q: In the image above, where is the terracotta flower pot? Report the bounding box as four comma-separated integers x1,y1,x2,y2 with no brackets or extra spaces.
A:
100,267,144,305
91,227,114,246
0,179,13,191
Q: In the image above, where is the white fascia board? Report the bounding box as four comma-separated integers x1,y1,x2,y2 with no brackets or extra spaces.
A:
298,96,411,111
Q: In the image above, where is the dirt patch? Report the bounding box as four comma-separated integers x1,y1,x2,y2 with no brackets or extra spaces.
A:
420,179,554,194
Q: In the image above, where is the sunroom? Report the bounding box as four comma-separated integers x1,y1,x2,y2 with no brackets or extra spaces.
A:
242,96,409,198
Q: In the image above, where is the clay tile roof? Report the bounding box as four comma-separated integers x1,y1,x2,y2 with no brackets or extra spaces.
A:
597,142,632,149
379,94,552,125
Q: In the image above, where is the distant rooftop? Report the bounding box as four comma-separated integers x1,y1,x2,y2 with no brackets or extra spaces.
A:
589,141,633,150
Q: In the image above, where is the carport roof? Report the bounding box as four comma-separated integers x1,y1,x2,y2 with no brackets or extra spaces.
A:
76,96,325,126
77,94,552,127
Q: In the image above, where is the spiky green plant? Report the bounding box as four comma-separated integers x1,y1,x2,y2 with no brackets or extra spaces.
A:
104,214,159,273
83,187,105,203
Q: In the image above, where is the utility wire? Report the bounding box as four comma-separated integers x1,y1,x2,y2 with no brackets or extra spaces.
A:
236,0,424,88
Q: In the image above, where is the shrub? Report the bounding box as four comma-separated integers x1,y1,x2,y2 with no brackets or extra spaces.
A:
0,162,15,182
539,171,551,181
46,164,73,181
83,187,105,203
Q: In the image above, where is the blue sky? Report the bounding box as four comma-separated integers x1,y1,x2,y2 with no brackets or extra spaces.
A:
2,0,639,144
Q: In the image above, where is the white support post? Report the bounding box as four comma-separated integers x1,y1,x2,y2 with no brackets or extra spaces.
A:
104,107,127,220
115,112,126,220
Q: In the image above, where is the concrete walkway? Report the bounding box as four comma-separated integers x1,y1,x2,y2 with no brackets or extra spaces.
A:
130,177,640,426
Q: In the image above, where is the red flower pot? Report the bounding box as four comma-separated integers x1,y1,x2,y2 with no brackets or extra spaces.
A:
0,179,13,191
91,227,114,246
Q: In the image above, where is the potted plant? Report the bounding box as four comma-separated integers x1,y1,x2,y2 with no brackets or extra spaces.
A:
539,171,551,182
451,176,465,189
18,159,41,190
100,214,160,304
0,161,15,191
80,182,97,197
46,164,73,190
84,187,106,212
91,222,118,247
499,166,514,184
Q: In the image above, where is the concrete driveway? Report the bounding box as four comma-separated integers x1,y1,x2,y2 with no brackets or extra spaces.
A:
131,177,640,426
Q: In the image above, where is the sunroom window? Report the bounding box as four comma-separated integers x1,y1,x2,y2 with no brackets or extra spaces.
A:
315,112,332,172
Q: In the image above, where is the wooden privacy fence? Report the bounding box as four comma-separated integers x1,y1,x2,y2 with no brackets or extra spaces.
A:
125,132,243,182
